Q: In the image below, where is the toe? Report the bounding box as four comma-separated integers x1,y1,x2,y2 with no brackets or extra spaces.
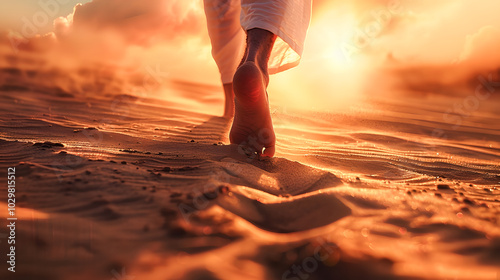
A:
261,145,275,158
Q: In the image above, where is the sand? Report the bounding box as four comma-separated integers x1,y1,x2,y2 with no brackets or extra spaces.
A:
0,52,499,280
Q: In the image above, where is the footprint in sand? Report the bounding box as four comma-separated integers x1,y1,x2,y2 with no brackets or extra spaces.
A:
211,157,352,233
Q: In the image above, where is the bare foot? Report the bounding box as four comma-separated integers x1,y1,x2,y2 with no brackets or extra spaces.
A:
230,61,276,157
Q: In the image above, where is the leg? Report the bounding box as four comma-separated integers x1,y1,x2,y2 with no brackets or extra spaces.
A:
222,83,234,118
230,28,277,157
203,0,245,118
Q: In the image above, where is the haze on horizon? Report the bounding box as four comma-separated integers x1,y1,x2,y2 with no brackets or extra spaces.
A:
1,0,499,112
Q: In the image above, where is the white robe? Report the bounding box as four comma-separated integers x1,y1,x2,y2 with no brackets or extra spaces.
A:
204,0,312,83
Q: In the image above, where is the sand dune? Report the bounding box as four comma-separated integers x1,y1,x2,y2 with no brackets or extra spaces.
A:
0,57,499,280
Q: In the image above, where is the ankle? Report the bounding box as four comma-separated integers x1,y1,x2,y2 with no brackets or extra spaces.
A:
256,60,269,87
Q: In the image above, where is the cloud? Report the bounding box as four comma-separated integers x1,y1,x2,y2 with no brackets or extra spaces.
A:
459,26,500,71
68,0,207,46
4,0,208,57
1,1,232,108
1,0,217,84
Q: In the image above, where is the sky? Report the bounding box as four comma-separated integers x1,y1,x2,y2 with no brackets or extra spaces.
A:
1,0,499,112
0,0,92,34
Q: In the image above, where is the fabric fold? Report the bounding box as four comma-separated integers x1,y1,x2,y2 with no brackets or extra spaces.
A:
204,0,311,83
